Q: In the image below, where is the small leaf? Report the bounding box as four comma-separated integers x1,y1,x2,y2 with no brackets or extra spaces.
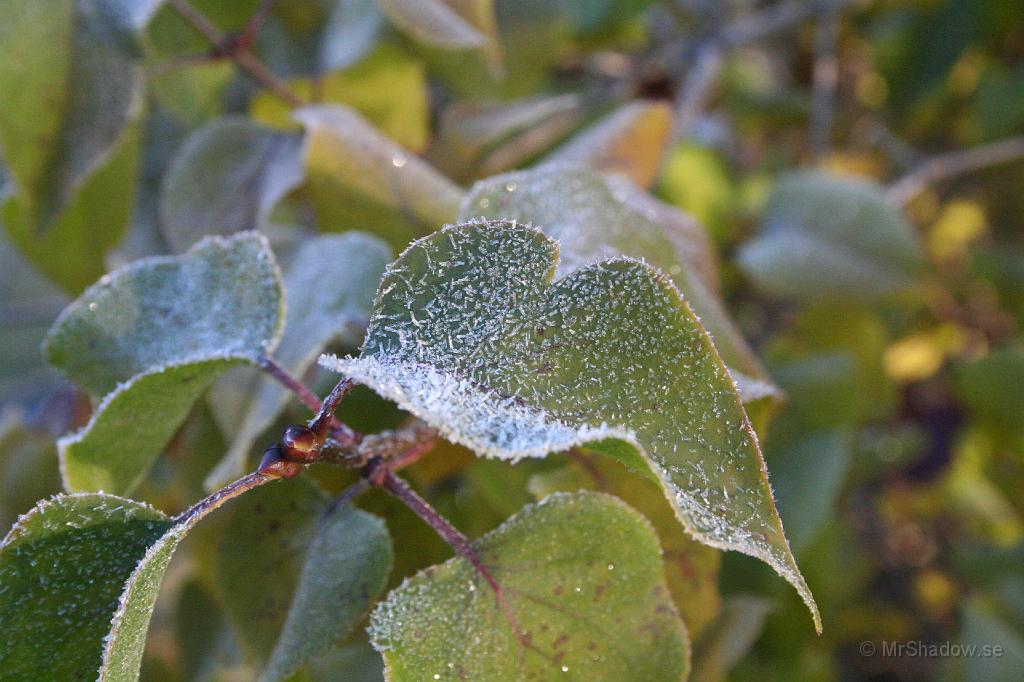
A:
159,118,305,253
0,486,247,681
206,232,391,489
255,0,383,75
324,220,819,630
738,172,926,300
219,476,392,678
428,94,587,182
261,504,393,681
547,101,673,188
460,164,777,402
376,0,502,73
369,491,689,680
295,104,464,249
44,233,284,494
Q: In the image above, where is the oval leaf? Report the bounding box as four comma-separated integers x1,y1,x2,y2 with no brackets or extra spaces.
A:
44,232,284,494
323,220,819,630
737,171,927,301
370,491,689,680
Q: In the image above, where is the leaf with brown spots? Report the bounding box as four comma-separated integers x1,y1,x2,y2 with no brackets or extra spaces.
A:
369,491,689,681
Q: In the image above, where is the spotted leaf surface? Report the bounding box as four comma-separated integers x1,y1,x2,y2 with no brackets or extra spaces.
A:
370,491,688,681
44,232,284,494
323,220,818,630
0,490,229,681
460,164,778,404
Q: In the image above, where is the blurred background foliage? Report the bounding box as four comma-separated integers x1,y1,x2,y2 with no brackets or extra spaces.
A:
1,0,1023,680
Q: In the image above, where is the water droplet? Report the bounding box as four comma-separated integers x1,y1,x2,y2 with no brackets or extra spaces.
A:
433,675,440,680
479,198,491,208
607,563,615,571
505,181,518,192
391,153,407,168
88,302,98,311
562,665,570,672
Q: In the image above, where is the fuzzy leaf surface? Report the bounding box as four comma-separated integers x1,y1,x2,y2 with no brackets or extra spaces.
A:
370,491,688,680
44,233,284,494
324,220,818,629
460,165,777,403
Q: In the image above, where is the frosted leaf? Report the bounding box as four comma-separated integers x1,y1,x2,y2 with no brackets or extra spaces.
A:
0,488,237,681
324,220,818,630
159,118,305,253
205,232,391,489
369,491,688,681
44,232,284,495
460,164,777,403
545,101,673,188
738,171,926,300
294,104,464,248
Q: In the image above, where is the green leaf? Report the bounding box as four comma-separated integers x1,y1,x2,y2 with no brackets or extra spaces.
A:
0,410,63,532
261,503,393,682
738,172,926,301
429,94,587,183
44,233,284,494
369,491,688,680
159,118,306,253
377,0,502,73
546,101,673,189
690,595,773,682
255,0,382,76
324,220,819,630
460,164,778,403
295,104,464,249
206,232,391,489
0,486,247,681
219,476,392,678
956,347,1024,434
527,454,722,638
0,0,143,292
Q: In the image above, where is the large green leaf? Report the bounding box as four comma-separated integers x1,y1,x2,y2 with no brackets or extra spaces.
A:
0,484,256,681
206,232,391,489
324,220,819,630
0,0,143,293
159,118,305,253
460,164,777,403
295,104,464,249
370,491,688,680
44,232,284,494
218,476,392,680
737,172,926,301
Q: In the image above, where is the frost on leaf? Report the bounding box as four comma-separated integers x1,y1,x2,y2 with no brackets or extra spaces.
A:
369,491,688,681
206,232,391,489
0,492,211,681
460,164,778,404
323,220,819,630
44,232,284,495
738,171,926,301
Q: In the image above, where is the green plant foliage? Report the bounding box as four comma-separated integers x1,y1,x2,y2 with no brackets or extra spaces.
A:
159,118,306,252
460,165,778,403
44,233,283,493
208,232,391,488
295,104,464,249
218,476,392,681
377,0,501,72
738,172,927,300
0,491,224,681
370,491,688,680
324,220,817,629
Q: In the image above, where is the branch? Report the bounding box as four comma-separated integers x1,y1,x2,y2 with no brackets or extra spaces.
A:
257,355,324,415
174,471,274,525
809,4,840,159
166,0,304,108
886,135,1024,205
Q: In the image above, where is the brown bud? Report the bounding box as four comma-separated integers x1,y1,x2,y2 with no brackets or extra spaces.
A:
258,445,303,478
281,424,318,462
